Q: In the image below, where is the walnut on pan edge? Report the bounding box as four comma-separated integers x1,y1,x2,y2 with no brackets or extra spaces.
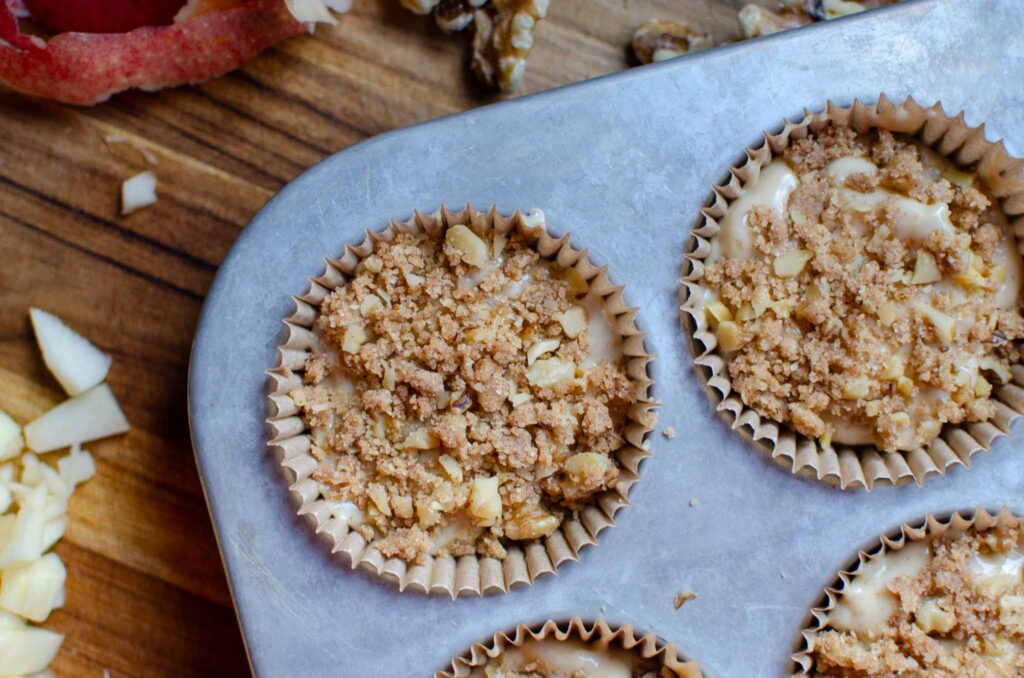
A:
472,0,550,92
632,19,713,65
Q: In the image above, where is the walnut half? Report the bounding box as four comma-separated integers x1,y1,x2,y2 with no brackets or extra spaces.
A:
631,19,713,65
471,0,550,92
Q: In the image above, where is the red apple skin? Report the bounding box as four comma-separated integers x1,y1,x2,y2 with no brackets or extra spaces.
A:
22,0,188,33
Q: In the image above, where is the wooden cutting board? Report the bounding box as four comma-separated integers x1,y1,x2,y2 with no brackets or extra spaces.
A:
0,1,774,675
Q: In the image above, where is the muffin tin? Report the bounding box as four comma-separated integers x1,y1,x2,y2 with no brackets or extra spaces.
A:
187,1,1024,675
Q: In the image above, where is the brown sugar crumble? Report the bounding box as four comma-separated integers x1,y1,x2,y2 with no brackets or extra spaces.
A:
813,524,1024,676
290,222,642,564
702,124,1024,452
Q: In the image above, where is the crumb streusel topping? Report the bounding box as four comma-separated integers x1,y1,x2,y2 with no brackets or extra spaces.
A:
699,125,1024,452
290,221,640,563
470,639,701,678
812,524,1024,676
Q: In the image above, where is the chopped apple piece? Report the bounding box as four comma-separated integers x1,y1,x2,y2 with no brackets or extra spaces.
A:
0,625,63,675
876,301,899,327
24,385,129,454
526,338,560,365
914,304,955,344
0,485,47,570
41,518,66,553
911,252,942,285
557,306,587,338
526,358,576,388
0,412,22,461
704,300,733,323
773,249,812,278
467,475,501,526
29,308,112,397
121,171,158,215
58,445,96,489
0,609,22,629
715,321,746,352
842,377,870,400
0,553,66,623
445,225,490,268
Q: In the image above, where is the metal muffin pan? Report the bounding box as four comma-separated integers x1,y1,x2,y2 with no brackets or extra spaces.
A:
187,1,1024,675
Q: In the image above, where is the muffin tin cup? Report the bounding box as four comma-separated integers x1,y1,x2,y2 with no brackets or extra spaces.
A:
439,616,706,678
789,505,1020,675
265,204,656,598
681,94,1024,491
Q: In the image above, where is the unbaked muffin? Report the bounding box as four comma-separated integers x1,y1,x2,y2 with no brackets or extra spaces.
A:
811,522,1024,676
698,124,1024,452
469,638,701,678
289,216,642,564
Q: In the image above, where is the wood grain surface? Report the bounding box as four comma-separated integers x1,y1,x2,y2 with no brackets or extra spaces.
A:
0,1,776,675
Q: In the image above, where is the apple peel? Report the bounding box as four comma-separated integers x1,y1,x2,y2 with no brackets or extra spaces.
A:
0,0,307,105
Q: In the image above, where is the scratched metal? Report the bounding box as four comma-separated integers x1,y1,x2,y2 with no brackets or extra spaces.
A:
188,1,1024,675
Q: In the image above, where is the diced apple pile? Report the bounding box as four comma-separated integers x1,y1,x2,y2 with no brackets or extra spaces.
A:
0,309,130,675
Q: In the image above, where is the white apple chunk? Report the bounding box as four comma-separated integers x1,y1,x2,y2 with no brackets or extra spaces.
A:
41,518,66,553
120,171,158,215
0,624,63,674
0,486,46,570
0,411,22,461
0,553,66,623
19,457,70,507
29,308,112,397
24,385,129,454
0,609,22,629
58,445,95,489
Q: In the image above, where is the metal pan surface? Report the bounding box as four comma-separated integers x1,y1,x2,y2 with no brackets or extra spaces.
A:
188,1,1024,674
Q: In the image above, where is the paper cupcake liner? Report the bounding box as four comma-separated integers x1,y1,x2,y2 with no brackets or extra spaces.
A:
790,505,1020,676
680,94,1024,490
439,616,707,678
266,204,656,598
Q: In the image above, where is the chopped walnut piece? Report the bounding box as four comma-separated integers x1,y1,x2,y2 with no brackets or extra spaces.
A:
631,19,712,65
471,0,549,92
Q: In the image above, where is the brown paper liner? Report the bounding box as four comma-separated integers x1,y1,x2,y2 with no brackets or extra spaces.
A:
266,204,656,598
681,95,1024,490
789,505,1020,675
439,616,707,678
